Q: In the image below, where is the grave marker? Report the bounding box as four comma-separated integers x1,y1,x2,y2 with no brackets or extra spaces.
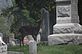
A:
48,0,82,45
41,8,50,41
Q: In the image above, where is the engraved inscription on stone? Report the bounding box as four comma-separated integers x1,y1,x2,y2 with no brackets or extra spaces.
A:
57,5,71,18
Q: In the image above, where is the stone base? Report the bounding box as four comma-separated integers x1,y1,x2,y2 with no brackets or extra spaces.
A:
53,23,82,34
48,34,82,45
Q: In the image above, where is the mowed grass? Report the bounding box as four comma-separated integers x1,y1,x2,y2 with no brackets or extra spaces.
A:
8,45,82,54
8,45,29,54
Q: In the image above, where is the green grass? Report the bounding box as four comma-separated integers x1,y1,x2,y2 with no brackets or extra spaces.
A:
8,45,82,54
8,45,29,54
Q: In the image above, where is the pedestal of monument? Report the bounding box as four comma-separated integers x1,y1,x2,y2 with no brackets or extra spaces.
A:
48,0,82,45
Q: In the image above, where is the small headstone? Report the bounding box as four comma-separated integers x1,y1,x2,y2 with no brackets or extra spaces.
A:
37,28,42,44
27,35,37,54
37,33,41,44
29,41,37,54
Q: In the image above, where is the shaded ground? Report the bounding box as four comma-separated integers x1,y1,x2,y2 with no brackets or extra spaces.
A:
8,44,82,54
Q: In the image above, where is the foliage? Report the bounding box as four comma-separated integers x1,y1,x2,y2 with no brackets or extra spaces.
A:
0,0,56,39
15,0,55,22
0,15,8,34
25,0,55,20
0,12,13,36
10,0,56,34
0,0,15,36
0,0,56,38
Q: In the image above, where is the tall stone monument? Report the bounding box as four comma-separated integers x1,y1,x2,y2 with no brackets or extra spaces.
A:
48,0,82,45
41,8,50,41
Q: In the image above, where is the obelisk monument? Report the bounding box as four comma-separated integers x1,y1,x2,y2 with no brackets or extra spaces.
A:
48,0,82,45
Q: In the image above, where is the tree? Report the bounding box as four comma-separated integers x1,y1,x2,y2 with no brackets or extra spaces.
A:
9,0,56,45
0,0,15,37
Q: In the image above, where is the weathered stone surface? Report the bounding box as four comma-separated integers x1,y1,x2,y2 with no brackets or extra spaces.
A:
0,45,7,54
29,41,37,54
41,8,50,41
27,35,37,54
53,0,82,34
48,0,82,45
53,23,82,34
48,34,82,45
56,0,71,24
56,0,79,23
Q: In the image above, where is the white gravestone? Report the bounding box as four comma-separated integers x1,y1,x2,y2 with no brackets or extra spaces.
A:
48,0,82,45
37,32,41,44
27,35,37,54
29,41,37,54
0,33,7,54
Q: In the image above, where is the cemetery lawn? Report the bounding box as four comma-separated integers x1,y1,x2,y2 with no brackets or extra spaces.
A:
8,45,82,54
